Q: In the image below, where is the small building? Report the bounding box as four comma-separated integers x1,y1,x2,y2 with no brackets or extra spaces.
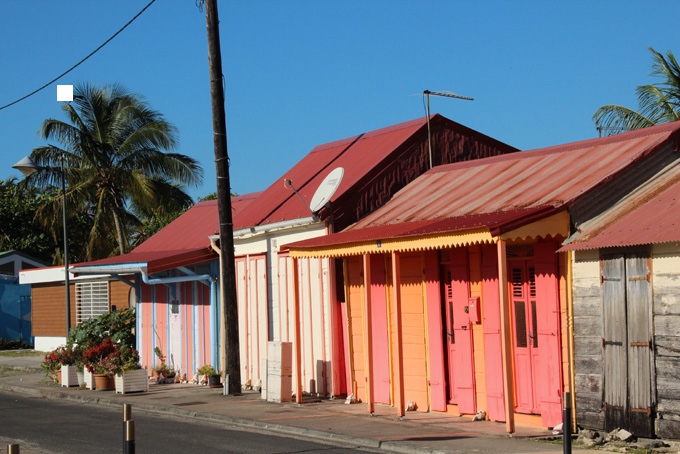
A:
562,168,680,438
226,114,518,396
285,121,680,432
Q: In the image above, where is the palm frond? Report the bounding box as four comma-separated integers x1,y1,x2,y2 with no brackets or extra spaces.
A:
592,105,655,134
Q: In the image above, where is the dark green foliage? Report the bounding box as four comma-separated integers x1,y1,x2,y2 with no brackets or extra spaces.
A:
66,308,136,350
0,178,57,263
0,338,33,351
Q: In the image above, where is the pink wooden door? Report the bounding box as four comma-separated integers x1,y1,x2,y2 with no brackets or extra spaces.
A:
370,255,391,404
441,248,476,413
481,244,506,422
441,265,457,404
510,260,540,414
534,241,563,428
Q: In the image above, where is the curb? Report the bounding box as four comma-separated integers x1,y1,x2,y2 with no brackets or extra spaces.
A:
0,382,448,454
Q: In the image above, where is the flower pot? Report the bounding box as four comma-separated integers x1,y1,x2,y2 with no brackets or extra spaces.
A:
84,370,96,390
93,373,115,391
115,368,149,394
61,365,78,387
76,370,85,387
208,375,222,388
52,369,61,384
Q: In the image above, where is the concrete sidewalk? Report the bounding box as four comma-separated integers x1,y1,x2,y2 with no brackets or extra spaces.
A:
0,366,594,454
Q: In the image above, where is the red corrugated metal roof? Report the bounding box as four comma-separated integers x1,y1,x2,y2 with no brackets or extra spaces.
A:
559,178,680,251
232,117,430,229
288,121,680,250
76,192,261,273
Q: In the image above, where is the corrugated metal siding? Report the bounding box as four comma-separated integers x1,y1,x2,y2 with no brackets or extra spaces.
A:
288,122,680,255
350,122,680,231
233,115,518,231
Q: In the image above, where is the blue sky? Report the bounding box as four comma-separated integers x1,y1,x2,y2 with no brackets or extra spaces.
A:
2,0,678,201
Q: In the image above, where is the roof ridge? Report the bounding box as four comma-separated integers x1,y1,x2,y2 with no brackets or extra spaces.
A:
310,115,430,153
428,121,680,175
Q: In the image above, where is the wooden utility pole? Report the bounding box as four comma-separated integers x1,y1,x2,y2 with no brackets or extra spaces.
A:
204,0,240,394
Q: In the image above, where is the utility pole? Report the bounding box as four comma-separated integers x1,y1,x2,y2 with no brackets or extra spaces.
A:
204,0,240,394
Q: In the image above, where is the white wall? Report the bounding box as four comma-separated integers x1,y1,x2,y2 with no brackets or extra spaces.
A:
34,336,66,352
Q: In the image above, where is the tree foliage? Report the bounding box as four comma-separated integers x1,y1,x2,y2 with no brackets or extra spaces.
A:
26,82,203,260
594,48,680,135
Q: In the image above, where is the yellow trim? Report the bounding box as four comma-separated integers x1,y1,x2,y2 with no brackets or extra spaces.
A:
290,228,495,258
500,211,570,241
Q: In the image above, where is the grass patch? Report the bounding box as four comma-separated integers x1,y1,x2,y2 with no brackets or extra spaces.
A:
0,350,45,357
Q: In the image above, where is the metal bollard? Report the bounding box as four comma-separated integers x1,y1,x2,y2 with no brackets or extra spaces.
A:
7,444,20,454
125,420,135,454
123,404,132,454
563,392,572,454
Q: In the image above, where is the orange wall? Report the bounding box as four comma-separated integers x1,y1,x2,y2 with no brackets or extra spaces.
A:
346,256,366,400
399,253,429,410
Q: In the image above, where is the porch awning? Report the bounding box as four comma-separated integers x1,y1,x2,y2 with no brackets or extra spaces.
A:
286,207,569,258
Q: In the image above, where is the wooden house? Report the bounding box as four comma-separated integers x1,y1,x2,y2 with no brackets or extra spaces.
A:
225,114,518,396
285,121,680,432
561,149,680,438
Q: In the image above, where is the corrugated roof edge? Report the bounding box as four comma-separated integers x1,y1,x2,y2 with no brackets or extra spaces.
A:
427,120,680,175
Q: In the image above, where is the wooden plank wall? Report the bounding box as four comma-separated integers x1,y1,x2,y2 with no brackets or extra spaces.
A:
572,249,605,429
652,243,680,439
32,280,131,337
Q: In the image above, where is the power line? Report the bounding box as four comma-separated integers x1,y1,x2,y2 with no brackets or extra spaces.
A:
0,0,157,112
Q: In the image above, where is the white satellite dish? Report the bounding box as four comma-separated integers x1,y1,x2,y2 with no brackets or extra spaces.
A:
309,167,344,213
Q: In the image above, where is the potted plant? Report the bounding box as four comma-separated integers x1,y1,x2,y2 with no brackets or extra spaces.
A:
114,347,148,394
83,338,118,391
59,344,79,388
198,365,221,388
152,347,173,383
41,348,64,384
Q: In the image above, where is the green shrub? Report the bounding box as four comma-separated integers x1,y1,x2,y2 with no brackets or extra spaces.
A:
67,308,135,350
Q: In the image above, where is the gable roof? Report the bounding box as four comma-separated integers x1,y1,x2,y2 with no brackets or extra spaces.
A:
72,192,261,274
232,114,516,230
287,121,680,253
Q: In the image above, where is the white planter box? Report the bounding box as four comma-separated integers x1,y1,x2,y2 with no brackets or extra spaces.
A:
84,370,95,390
61,365,79,387
115,368,149,394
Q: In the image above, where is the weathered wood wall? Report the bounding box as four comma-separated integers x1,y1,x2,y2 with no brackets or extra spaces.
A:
572,249,605,429
652,243,680,439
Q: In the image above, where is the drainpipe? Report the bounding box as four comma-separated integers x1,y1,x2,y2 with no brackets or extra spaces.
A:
210,260,219,370
210,237,227,380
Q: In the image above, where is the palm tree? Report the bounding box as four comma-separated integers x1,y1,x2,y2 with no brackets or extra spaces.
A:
594,48,680,135
28,82,203,259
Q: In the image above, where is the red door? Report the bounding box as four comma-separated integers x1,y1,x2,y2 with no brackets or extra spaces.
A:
441,248,476,414
510,260,540,414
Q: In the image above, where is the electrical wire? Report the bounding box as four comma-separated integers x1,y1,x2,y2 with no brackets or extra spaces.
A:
0,0,157,112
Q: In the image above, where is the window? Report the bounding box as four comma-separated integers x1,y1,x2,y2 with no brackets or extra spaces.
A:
76,281,109,323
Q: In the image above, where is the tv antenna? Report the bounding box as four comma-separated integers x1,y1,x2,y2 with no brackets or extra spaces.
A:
423,90,474,169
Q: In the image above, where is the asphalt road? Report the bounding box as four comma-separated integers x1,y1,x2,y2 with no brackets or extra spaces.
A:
0,391,377,453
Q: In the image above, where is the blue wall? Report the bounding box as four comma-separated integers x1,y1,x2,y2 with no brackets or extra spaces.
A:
0,277,32,344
